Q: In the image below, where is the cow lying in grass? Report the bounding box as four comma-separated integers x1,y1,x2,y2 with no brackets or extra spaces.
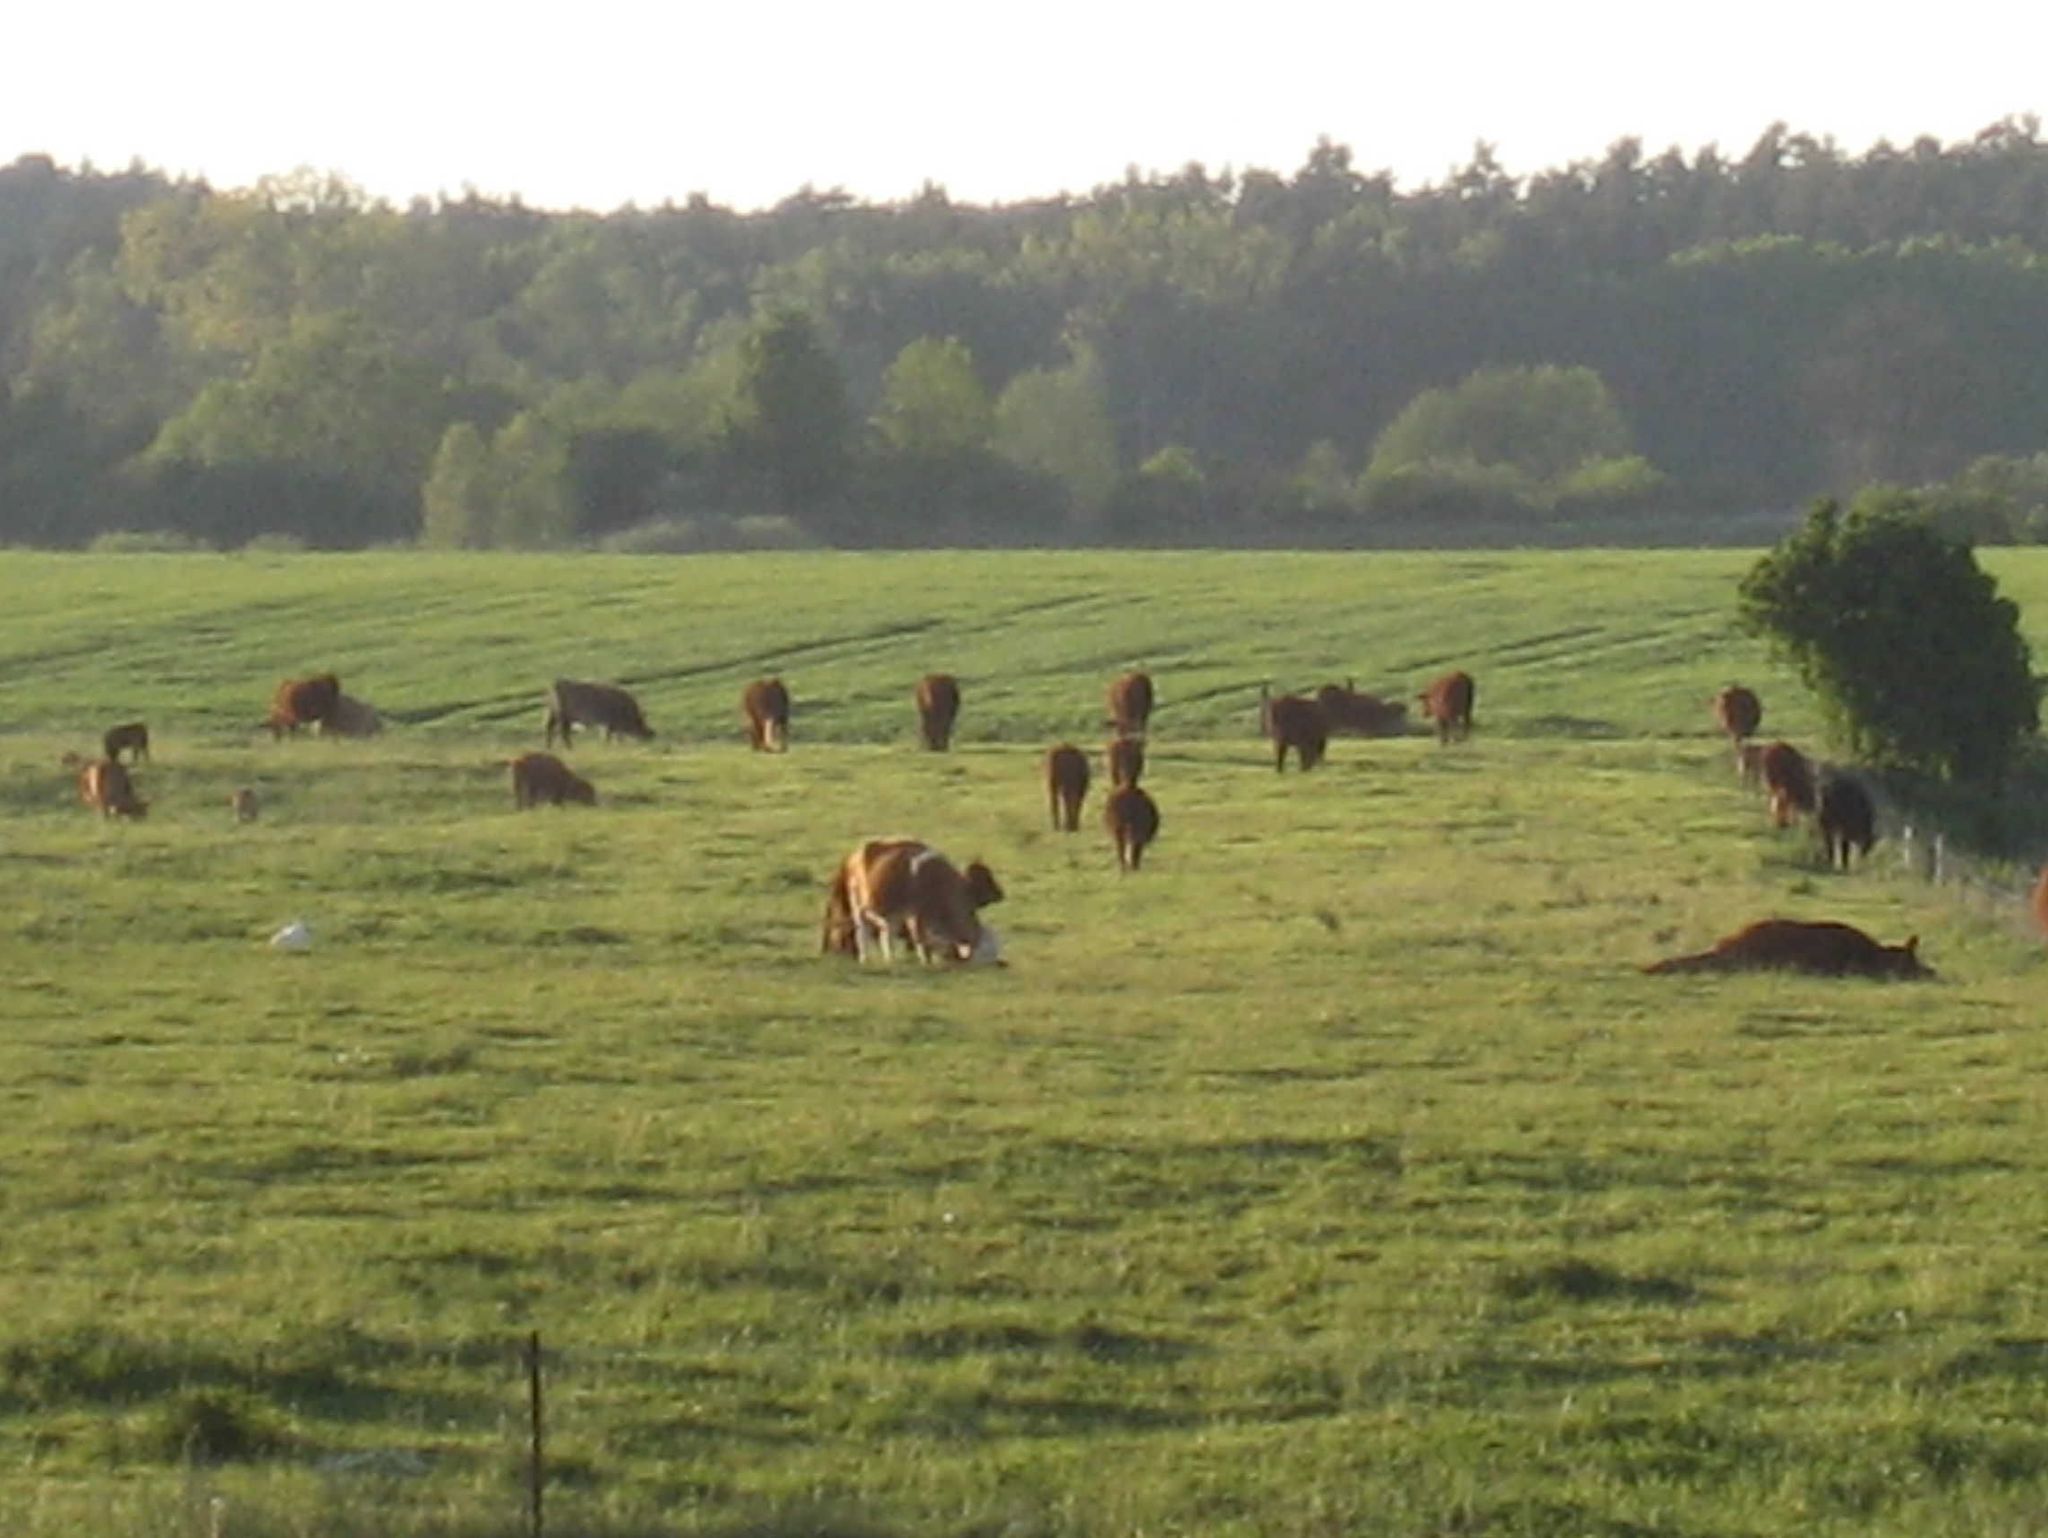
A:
509,752,597,809
821,839,1003,965
1643,919,1930,979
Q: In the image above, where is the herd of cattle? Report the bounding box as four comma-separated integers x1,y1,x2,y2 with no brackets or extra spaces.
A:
53,663,2044,977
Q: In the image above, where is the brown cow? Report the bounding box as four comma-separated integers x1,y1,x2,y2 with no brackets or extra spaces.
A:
827,838,1003,964
1259,686,1328,772
1106,734,1146,788
545,679,653,748
1417,670,1476,744
319,693,384,738
1644,919,1931,980
1045,744,1090,832
1315,682,1409,738
230,787,260,823
1816,772,1877,870
78,757,147,819
1104,782,1161,871
914,674,961,751
742,677,791,753
1758,741,1816,828
1713,684,1763,743
509,751,597,809
266,673,341,738
1106,670,1155,736
103,721,150,764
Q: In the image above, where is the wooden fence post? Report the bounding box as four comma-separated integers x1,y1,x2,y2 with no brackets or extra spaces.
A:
525,1330,544,1538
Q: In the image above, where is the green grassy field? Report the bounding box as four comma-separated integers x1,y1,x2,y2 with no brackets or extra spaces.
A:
3,550,2047,1538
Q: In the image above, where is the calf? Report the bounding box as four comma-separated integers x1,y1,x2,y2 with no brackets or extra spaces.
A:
742,677,791,752
320,693,384,738
1106,734,1146,788
103,721,150,764
828,838,1003,964
1316,682,1409,738
1045,744,1090,832
1106,670,1155,736
544,679,653,748
1713,684,1763,743
266,673,342,738
1644,919,1930,980
914,674,961,751
1104,782,1160,871
1260,686,1328,772
1417,670,1476,744
509,751,597,809
1758,741,1816,828
1816,772,1877,870
78,757,147,819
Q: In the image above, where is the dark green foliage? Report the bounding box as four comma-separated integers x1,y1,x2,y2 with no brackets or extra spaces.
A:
10,124,2048,547
1739,493,2040,779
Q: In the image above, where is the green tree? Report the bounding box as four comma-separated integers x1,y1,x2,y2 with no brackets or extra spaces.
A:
1738,494,2039,780
419,423,496,548
993,350,1119,517
721,307,851,517
873,336,992,459
1368,364,1635,489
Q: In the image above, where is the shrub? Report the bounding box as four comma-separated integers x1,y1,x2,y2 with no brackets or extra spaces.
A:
1739,494,2040,780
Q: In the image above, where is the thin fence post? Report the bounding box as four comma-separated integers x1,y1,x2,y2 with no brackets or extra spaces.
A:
525,1330,544,1538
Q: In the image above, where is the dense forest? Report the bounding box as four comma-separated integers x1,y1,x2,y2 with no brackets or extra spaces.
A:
6,120,2048,551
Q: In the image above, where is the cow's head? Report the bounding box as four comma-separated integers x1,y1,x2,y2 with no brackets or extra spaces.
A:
964,860,1004,909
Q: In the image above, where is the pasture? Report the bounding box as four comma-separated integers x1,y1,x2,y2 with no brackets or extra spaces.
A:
2,549,2047,1538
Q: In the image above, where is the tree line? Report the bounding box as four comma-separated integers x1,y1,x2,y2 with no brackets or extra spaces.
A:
5,118,2048,551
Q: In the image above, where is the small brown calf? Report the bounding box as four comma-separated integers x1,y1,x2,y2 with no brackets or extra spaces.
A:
1045,744,1090,832
103,721,150,764
509,752,597,809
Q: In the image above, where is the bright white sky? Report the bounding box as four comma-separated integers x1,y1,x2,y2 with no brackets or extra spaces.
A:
8,2,2045,213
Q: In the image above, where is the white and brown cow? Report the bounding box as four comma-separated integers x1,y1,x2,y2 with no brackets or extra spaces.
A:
822,838,1003,965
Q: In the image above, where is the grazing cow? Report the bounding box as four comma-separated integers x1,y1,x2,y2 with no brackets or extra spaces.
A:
1259,686,1328,772
1316,682,1410,738
103,721,150,764
1417,670,1476,744
1713,684,1763,743
544,679,653,748
1106,670,1155,736
77,757,147,819
1643,919,1931,980
509,751,597,809
230,787,260,823
1045,744,1090,832
319,693,384,738
914,674,961,751
828,838,1003,964
1106,734,1146,788
1816,772,1877,870
266,673,342,738
1104,782,1161,871
741,677,791,753
1758,741,1817,828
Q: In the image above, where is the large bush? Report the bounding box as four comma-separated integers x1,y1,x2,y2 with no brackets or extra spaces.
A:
1738,493,2040,780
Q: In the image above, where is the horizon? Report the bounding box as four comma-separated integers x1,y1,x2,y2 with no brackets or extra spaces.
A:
7,1,2044,217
